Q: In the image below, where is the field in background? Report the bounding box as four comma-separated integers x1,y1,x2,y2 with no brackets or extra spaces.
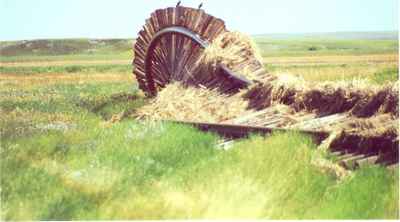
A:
1,32,398,83
1,32,399,219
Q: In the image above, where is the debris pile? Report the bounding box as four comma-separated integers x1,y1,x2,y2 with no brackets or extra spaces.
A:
136,83,249,122
244,75,399,118
132,29,398,168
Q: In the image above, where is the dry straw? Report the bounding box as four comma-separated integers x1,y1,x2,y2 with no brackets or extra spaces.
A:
135,83,249,122
197,31,264,81
244,72,399,118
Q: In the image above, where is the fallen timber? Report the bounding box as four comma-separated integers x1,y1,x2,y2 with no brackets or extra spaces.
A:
168,115,398,170
169,120,330,142
133,4,399,170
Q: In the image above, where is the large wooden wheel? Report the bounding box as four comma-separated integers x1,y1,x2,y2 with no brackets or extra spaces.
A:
133,5,263,96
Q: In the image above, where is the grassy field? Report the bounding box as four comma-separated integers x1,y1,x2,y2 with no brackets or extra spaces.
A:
0,33,399,219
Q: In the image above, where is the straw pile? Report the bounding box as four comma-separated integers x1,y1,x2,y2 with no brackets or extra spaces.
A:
293,79,376,116
196,31,265,81
340,114,398,134
243,73,399,118
326,114,398,156
131,28,398,162
135,83,249,122
243,73,304,110
351,81,399,117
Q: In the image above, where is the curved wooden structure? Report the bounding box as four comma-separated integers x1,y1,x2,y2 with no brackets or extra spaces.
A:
133,5,264,96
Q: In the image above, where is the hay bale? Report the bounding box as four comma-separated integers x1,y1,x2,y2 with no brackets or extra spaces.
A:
135,83,249,122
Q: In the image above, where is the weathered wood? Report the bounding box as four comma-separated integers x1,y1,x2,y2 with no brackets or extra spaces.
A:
356,155,379,167
133,4,270,96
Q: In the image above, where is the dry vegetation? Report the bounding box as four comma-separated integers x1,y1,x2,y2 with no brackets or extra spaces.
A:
244,75,398,116
196,31,265,81
136,83,249,122
0,73,133,87
271,63,397,82
266,53,398,65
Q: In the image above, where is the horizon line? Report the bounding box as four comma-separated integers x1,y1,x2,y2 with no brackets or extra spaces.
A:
1,30,398,42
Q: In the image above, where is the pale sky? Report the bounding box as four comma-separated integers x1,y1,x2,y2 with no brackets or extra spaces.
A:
1,0,398,40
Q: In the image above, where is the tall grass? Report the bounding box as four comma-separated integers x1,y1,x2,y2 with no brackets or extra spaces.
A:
1,119,398,219
1,76,399,220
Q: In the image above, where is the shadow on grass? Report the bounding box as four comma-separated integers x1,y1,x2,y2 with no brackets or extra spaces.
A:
76,92,145,120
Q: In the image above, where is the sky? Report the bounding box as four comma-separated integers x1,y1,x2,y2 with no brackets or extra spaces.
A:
1,0,398,40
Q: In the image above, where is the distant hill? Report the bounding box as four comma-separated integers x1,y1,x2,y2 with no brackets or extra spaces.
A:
0,39,133,57
253,31,398,40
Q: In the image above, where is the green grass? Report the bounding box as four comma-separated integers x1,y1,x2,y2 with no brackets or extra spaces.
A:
265,63,398,83
371,67,399,84
0,38,133,62
0,39,133,56
0,82,143,139
1,78,398,219
254,38,398,57
0,64,132,75
1,120,398,219
0,52,132,62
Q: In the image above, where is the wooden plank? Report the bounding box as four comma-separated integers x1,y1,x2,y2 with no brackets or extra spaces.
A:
387,164,399,170
199,15,214,39
150,61,167,84
207,18,226,40
170,8,177,79
172,36,187,80
168,120,330,142
290,113,348,130
181,44,203,82
173,7,185,74
356,155,379,167
225,109,271,124
192,9,205,34
151,10,172,78
150,12,160,32
138,30,151,46
336,153,357,161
